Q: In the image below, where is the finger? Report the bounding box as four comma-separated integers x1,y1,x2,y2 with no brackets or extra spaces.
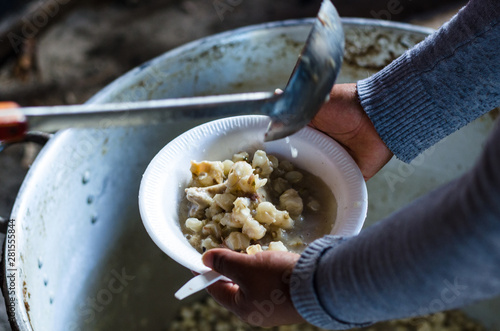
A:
205,279,241,312
202,248,253,284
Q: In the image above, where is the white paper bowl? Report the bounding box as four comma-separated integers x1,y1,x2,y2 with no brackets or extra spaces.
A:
139,115,367,274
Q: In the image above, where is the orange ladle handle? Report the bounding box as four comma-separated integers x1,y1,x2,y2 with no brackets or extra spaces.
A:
0,102,28,142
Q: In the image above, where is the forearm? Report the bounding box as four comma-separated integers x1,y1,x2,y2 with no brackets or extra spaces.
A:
291,122,500,329
357,0,500,162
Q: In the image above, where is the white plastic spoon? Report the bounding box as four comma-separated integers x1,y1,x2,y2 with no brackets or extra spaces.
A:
175,270,231,300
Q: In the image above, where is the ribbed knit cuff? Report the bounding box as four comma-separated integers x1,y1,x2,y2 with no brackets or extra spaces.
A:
290,235,370,330
357,52,445,163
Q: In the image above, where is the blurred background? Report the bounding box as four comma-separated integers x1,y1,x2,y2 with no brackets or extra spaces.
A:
0,0,467,328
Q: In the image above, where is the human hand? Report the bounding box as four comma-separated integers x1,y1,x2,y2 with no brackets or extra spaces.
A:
311,83,393,180
202,248,305,327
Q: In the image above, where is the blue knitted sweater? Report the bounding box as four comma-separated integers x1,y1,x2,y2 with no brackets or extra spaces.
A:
291,0,500,329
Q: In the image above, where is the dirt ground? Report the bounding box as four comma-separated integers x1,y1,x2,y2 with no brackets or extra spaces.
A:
0,0,466,329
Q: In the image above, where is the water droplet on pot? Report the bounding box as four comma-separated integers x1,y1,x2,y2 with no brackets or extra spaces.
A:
82,171,91,184
43,276,48,286
49,294,54,304
38,258,43,269
91,214,98,224
87,195,94,204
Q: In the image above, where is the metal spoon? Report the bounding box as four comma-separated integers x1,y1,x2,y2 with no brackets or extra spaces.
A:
0,0,343,143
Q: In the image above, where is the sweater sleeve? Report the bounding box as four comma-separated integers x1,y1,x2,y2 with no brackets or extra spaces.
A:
357,0,500,162
290,1,500,328
290,120,500,330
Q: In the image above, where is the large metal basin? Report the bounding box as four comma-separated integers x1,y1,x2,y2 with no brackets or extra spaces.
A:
3,18,499,330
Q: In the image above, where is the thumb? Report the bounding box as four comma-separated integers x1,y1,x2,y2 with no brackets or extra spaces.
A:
202,248,252,284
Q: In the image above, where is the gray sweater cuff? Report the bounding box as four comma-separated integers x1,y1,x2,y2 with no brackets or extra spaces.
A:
357,53,441,163
290,235,371,330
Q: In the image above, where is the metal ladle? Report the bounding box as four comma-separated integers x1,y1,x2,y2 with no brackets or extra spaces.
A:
0,0,344,144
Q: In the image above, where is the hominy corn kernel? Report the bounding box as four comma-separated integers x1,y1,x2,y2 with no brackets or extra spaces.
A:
246,244,263,255
268,241,288,252
185,218,204,232
182,150,317,254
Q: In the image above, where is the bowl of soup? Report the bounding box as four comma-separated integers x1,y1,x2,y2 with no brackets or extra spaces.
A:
139,115,367,273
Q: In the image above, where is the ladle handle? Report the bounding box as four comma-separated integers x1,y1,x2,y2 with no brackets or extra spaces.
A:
0,102,28,142
0,92,278,143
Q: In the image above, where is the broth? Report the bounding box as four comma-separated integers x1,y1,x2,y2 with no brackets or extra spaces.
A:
179,150,337,254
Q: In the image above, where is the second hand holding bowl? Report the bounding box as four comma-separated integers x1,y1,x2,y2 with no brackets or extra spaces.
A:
140,116,368,301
